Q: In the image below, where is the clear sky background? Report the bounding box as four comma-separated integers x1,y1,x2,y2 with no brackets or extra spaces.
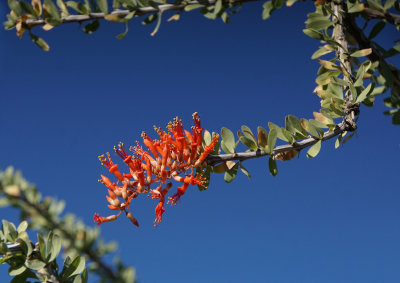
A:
1,2,400,283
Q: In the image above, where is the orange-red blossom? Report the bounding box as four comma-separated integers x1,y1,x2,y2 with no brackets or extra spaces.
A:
94,113,219,227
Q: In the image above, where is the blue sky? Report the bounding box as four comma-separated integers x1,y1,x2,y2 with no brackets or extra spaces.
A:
1,2,400,282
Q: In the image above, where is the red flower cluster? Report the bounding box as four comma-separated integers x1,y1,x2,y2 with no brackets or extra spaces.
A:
94,113,219,227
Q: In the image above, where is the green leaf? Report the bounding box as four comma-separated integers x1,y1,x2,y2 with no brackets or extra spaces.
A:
392,110,400,124
184,4,204,11
221,11,230,23
81,268,88,283
45,232,54,262
356,82,374,103
83,20,100,34
0,242,8,254
239,163,251,179
350,48,372,57
371,86,385,96
116,21,129,39
48,233,61,262
214,0,222,15
241,125,257,143
61,256,86,279
305,15,333,30
286,0,297,6
266,128,277,154
20,1,36,15
17,221,28,233
9,264,26,276
268,122,289,142
257,126,268,152
142,13,157,25
120,267,135,283
311,45,334,59
262,1,274,20
303,28,325,40
203,130,212,146
285,115,308,139
368,21,385,39
335,132,345,149
18,231,32,257
2,220,18,242
347,2,364,13
96,0,108,13
0,255,12,264
83,0,91,10
273,0,284,8
57,0,70,17
306,140,321,158
239,136,258,151
25,259,46,270
8,0,22,17
262,0,283,19
384,0,396,9
212,163,228,174
150,12,162,36
300,118,320,138
224,162,239,183
0,197,9,207
73,275,83,283
29,33,50,52
313,112,334,126
37,233,46,260
281,128,296,144
66,1,89,14
43,0,62,26
268,157,278,176
220,127,235,153
366,0,384,12
342,132,355,145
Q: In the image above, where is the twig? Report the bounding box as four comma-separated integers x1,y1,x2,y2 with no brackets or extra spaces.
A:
344,13,400,93
332,1,358,131
363,8,400,26
24,0,259,28
206,123,345,166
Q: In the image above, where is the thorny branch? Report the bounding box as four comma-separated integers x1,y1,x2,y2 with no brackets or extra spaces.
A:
332,0,358,131
207,0,359,167
24,0,257,28
344,14,400,94
362,7,400,26
206,123,345,166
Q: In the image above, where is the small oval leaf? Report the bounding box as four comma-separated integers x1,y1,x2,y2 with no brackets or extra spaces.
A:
306,140,322,158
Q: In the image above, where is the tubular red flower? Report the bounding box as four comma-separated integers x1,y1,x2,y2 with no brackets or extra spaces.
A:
193,113,203,147
93,213,118,225
154,201,165,226
142,132,160,158
189,142,198,163
115,142,137,171
185,130,193,143
99,153,124,182
168,183,189,206
194,134,219,167
96,113,214,227
100,175,116,191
